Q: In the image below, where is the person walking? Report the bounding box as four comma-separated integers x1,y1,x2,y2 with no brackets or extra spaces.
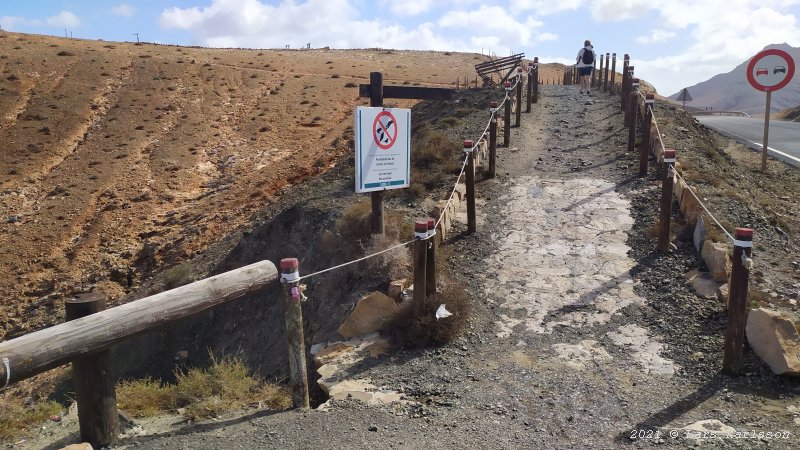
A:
576,40,596,94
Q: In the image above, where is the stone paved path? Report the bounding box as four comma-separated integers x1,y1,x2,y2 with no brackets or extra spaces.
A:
481,175,676,375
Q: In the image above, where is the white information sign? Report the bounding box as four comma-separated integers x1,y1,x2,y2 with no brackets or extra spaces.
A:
354,106,411,193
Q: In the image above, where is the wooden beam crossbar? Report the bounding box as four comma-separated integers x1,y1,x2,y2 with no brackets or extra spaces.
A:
358,84,454,100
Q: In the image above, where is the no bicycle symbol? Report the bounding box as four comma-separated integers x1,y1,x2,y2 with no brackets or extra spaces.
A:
373,110,397,150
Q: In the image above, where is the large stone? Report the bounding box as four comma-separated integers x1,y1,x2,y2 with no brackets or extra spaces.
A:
673,176,686,205
746,308,800,376
680,186,701,225
701,240,731,283
60,445,94,450
387,279,407,301
337,292,398,338
454,183,467,203
693,215,706,252
686,269,721,299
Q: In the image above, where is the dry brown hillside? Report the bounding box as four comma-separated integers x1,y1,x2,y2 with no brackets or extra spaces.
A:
0,32,562,339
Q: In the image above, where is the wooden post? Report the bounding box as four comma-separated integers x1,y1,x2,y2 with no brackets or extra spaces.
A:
515,67,522,127
658,150,676,253
280,258,310,409
592,54,600,88
628,78,639,153
609,53,617,95
620,55,630,109
723,228,753,375
503,81,512,147
640,93,654,176
464,140,477,233
413,220,428,320
532,57,539,104
489,101,498,178
526,65,532,112
761,91,772,172
65,293,118,449
425,217,437,296
624,66,634,123
603,53,610,92
369,72,385,235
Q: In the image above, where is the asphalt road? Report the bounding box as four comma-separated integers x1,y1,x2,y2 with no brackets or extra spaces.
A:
695,116,800,167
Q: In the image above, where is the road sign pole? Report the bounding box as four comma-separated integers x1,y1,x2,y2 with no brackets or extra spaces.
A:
761,91,772,172
369,72,385,235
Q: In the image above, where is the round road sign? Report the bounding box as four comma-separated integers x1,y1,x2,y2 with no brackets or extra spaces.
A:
746,49,795,92
372,110,397,150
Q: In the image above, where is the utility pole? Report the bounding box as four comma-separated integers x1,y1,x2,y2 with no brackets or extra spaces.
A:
133,33,139,43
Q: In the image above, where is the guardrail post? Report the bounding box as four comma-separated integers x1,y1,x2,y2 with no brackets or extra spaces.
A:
515,67,523,127
280,258,310,408
526,65,532,112
413,220,428,320
489,101,498,178
425,217,437,296
627,78,639,152
723,228,753,375
624,66,634,121
464,140,477,233
603,53,610,91
658,150,676,253
640,93,654,176
503,81,512,147
594,54,602,89
369,72,385,235
620,55,630,109
609,53,617,95
532,57,539,104
65,293,118,449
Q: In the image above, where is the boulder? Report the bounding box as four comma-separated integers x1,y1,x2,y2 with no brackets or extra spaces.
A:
337,292,398,339
746,308,800,376
680,186,701,225
60,444,94,450
685,269,720,299
387,279,407,302
701,241,731,283
717,283,729,304
693,215,706,252
673,176,686,205
454,183,467,203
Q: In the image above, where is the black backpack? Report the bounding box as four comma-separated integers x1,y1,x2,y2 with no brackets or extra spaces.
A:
581,49,594,65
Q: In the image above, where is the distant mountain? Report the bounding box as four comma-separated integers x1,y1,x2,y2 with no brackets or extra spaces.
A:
668,43,800,116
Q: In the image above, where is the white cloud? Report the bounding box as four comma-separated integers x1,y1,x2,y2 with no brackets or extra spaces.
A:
111,4,136,17
636,29,676,44
385,0,434,17
511,0,584,15
0,16,30,30
46,11,80,28
634,0,800,94
589,0,651,22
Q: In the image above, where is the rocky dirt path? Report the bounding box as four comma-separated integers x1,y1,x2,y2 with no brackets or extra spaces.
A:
102,85,799,449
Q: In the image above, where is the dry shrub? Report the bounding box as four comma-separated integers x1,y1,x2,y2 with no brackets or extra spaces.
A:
362,233,410,281
0,397,62,442
387,281,472,347
413,127,462,173
336,201,372,244
56,50,74,56
115,356,290,421
116,377,176,418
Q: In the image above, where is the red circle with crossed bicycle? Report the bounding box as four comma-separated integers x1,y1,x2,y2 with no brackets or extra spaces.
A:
372,110,397,150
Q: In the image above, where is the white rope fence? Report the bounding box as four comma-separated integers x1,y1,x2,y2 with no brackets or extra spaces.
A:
648,103,736,244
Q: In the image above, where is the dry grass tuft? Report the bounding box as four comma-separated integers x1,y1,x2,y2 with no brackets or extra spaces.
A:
387,281,472,347
0,397,62,442
362,234,411,281
115,356,291,421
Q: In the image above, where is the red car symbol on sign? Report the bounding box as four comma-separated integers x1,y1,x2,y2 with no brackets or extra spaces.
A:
756,67,768,76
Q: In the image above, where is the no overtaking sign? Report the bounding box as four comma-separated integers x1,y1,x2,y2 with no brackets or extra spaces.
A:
354,106,411,193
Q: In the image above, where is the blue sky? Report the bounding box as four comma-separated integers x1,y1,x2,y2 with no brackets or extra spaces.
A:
2,0,800,95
